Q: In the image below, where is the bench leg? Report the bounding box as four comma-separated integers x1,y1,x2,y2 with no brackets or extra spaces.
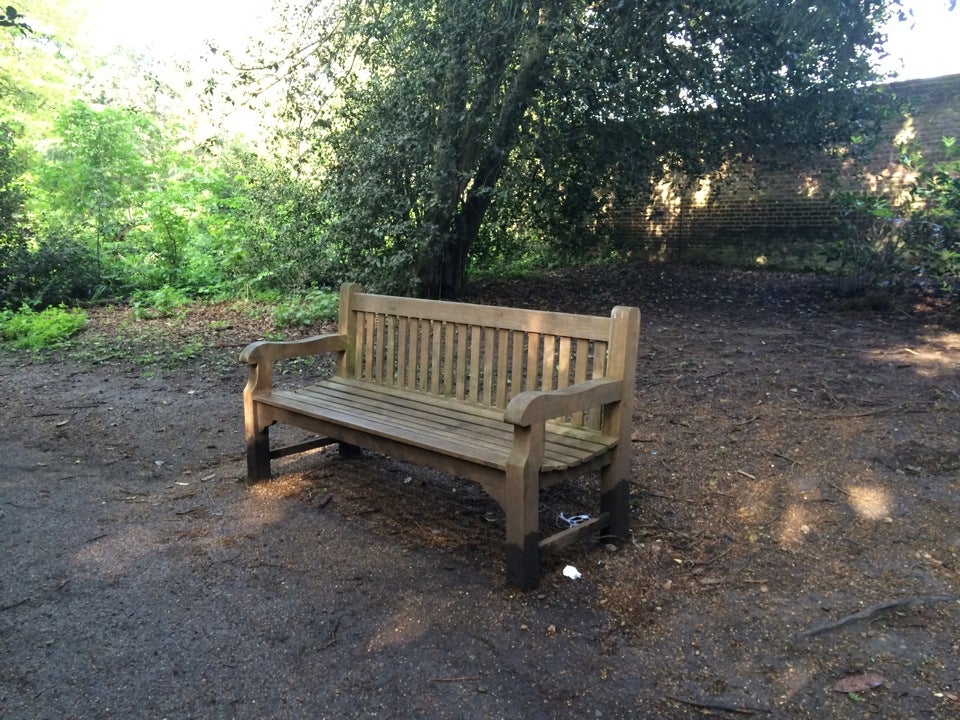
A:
246,423,271,483
600,456,630,543
504,466,540,590
338,442,362,458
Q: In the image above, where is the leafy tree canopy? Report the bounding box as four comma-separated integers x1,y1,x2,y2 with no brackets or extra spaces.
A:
165,2,911,296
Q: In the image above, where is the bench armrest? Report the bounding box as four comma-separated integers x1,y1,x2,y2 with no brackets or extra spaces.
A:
240,333,347,364
503,378,624,427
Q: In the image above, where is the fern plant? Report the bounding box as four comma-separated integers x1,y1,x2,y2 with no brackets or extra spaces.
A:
0,305,88,349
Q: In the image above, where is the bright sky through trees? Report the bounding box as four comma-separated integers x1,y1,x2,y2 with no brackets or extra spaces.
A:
81,0,268,58
80,0,960,81
876,0,960,79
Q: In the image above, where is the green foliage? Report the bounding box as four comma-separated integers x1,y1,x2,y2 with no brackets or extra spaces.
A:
240,0,893,296
468,224,548,279
833,136,960,300
0,304,87,349
31,101,164,281
0,5,30,34
0,119,25,239
205,149,338,295
0,1,916,310
830,193,906,295
0,81,110,311
0,233,101,309
270,289,339,329
131,285,190,320
905,139,960,296
2,7,285,306
0,1,92,131
23,107,308,303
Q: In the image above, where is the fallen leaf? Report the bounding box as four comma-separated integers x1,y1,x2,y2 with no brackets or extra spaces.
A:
832,673,885,693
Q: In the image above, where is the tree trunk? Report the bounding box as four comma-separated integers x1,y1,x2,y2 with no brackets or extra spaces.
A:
415,5,555,298
416,193,488,299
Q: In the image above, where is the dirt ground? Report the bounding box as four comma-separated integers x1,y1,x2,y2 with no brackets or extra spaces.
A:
1,263,958,719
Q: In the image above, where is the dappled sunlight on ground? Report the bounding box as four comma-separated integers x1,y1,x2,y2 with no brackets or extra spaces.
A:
732,452,902,553
242,485,294,526
845,483,894,521
866,330,960,379
75,525,163,578
775,658,821,703
240,457,335,528
248,472,316,500
366,594,438,652
777,503,812,551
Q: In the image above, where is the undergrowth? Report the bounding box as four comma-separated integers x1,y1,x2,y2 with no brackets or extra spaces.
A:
0,305,88,350
131,285,191,320
270,289,339,328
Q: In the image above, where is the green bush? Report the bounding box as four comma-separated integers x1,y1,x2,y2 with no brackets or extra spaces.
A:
0,234,102,309
131,285,191,319
0,305,88,349
833,137,960,301
271,289,339,328
830,193,906,296
905,141,960,298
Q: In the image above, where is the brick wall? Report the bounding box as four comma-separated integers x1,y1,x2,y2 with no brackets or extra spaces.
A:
609,73,960,266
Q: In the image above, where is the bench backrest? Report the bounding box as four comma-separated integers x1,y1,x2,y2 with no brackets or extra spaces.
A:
336,284,639,431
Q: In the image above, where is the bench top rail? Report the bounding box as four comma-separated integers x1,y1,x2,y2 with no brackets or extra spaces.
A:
352,292,614,339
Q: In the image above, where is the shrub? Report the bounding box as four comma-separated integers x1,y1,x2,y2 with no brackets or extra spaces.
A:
0,234,102,309
131,285,191,319
830,193,906,296
0,305,88,349
271,289,339,328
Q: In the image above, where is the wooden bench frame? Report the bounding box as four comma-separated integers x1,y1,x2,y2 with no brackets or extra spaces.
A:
241,283,640,588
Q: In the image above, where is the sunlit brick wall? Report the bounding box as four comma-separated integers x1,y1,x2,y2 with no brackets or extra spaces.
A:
610,73,960,264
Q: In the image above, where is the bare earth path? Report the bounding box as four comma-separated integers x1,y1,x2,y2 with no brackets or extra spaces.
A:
1,264,958,719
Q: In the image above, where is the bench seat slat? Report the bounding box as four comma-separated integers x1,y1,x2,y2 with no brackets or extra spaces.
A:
288,388,595,469
306,377,615,458
258,380,615,472
293,385,518,459
319,377,611,444
262,389,509,469
261,389,613,471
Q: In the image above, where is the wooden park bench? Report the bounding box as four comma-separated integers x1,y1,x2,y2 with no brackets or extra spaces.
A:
240,283,640,588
